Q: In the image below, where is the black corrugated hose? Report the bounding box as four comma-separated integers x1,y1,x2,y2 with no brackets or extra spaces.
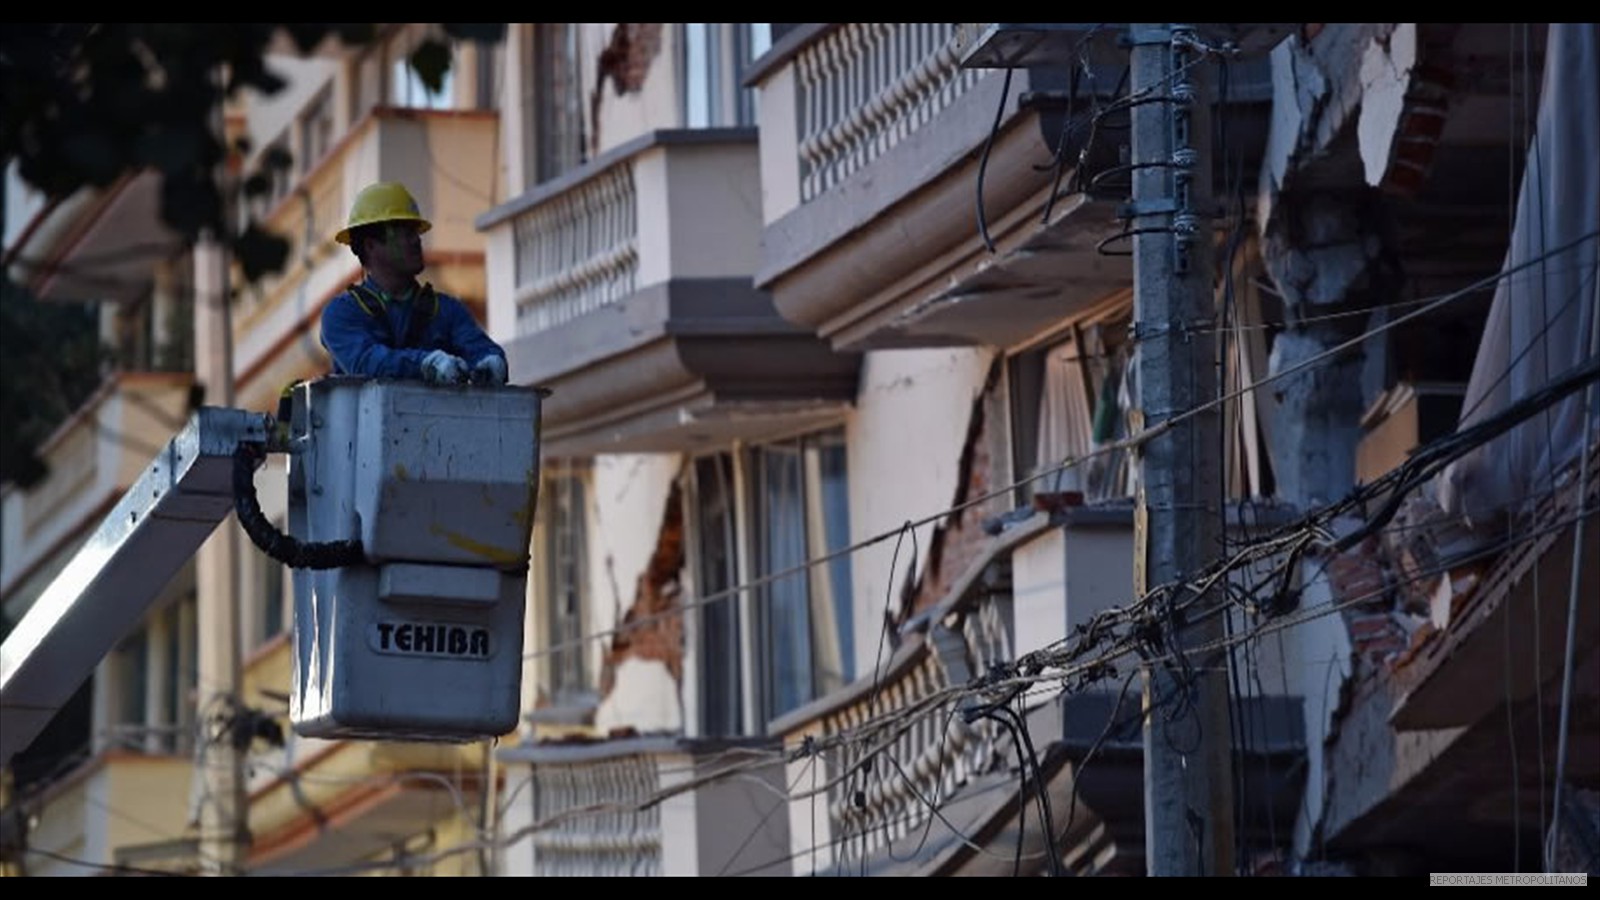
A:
232,442,364,569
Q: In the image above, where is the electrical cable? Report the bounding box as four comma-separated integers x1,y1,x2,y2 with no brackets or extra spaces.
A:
1549,196,1600,876
246,489,1599,878
975,68,1015,254
518,228,1600,671
981,706,1028,876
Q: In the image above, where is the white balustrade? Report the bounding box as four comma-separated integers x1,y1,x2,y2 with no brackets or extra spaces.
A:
512,164,639,336
794,23,983,203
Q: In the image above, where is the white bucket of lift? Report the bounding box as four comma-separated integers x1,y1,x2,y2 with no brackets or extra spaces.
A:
285,376,542,742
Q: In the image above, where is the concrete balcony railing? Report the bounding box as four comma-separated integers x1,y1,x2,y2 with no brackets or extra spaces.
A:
245,727,491,874
746,24,1269,352
479,130,858,457
496,735,790,877
235,633,496,874
768,515,1061,876
1,373,195,613
231,107,498,413
504,161,638,337
20,751,195,875
790,23,983,208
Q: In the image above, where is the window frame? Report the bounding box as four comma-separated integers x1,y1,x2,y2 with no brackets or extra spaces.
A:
528,23,587,186
541,468,592,706
681,23,771,129
689,424,855,736
1006,295,1137,507
297,85,335,178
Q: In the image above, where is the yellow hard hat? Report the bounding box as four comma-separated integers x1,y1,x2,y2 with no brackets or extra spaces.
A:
334,181,433,245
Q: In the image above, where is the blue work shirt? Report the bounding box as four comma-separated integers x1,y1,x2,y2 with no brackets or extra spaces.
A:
320,276,506,379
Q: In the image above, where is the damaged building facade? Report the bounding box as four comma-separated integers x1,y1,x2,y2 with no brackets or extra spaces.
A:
2,22,1594,877
483,22,1598,877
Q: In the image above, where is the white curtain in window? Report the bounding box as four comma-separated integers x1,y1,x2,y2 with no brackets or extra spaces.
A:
1035,335,1095,496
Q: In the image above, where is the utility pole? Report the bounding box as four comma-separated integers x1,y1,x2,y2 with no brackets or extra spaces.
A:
1128,23,1235,876
195,67,249,875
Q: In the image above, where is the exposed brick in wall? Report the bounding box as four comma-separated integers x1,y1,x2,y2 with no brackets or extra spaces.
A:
598,479,685,699
1324,535,1413,672
1324,522,1452,675
1371,24,1460,197
902,356,1010,621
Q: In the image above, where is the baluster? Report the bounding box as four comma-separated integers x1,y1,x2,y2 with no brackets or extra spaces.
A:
891,24,914,148
826,29,847,190
869,23,892,164
833,28,856,188
585,178,599,316
797,49,818,201
802,41,828,199
845,25,867,183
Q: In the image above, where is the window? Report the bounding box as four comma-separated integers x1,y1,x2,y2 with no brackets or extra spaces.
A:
243,133,293,225
298,87,334,177
683,24,722,128
542,471,591,705
1010,303,1136,506
530,24,586,185
736,24,772,126
692,454,743,734
116,632,149,745
392,57,455,109
259,534,286,646
752,429,854,720
682,24,771,129
692,427,856,734
391,30,457,111
107,589,195,757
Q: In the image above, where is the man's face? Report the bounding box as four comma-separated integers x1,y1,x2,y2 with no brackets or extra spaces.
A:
365,221,425,278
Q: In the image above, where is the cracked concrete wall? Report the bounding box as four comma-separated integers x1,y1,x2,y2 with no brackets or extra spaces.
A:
588,24,668,158
1290,564,1355,864
1259,26,1445,862
585,23,675,159
1257,26,1409,509
846,346,996,679
588,452,685,735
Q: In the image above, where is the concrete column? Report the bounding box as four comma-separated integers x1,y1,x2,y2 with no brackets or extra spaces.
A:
1259,189,1403,507
192,228,247,874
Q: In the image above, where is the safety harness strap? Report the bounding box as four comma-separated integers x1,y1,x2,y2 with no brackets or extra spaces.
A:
346,282,441,350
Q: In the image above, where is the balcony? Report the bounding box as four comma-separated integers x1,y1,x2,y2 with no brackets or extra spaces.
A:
8,170,185,306
231,106,498,412
1,373,196,619
19,751,194,875
496,735,791,876
478,129,859,457
746,24,1273,352
233,632,487,874
772,505,1306,874
771,513,1047,875
1313,444,1600,863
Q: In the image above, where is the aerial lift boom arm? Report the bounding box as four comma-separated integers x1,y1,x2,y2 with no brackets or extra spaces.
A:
3,378,543,766
0,407,270,766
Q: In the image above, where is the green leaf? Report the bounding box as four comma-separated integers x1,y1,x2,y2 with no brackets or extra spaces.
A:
242,172,273,198
234,222,291,284
262,143,294,172
409,39,452,95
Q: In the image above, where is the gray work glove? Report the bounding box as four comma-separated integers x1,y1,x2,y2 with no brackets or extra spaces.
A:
421,349,469,385
471,354,508,385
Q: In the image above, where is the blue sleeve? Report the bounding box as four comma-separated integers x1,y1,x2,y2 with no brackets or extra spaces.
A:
320,293,428,378
438,298,507,366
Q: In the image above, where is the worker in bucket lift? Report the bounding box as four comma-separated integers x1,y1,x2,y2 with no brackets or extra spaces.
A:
321,181,508,386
